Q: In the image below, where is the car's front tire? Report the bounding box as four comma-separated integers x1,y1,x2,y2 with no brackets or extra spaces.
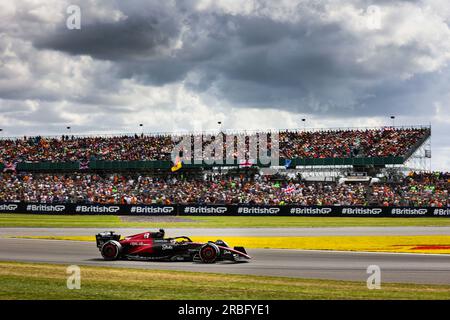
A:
101,240,122,260
199,243,220,263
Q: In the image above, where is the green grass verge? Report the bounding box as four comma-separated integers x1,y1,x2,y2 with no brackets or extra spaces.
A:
1,261,450,300
1,214,450,228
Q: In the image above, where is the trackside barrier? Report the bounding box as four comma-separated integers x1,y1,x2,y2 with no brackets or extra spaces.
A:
3,156,406,171
0,203,448,217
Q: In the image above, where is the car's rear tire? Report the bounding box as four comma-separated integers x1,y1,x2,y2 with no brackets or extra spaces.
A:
199,243,219,263
101,240,122,260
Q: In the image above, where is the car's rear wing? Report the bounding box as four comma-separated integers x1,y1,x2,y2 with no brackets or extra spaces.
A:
95,231,121,248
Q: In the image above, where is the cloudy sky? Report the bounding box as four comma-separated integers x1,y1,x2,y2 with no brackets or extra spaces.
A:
0,0,449,170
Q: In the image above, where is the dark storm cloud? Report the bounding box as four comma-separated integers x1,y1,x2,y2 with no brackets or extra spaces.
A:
34,17,179,61
3,0,450,119
34,0,447,117
116,59,192,86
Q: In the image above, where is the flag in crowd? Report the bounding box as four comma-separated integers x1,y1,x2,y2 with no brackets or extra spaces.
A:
283,185,296,194
79,160,90,170
239,159,254,168
171,156,183,172
284,159,292,169
3,162,17,172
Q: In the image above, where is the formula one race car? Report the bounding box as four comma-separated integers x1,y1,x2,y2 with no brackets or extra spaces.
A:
95,229,251,263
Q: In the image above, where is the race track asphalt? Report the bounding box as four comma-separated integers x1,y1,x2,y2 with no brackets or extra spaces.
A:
2,226,450,237
0,237,449,285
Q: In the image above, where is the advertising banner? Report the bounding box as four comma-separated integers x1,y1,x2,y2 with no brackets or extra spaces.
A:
0,202,448,217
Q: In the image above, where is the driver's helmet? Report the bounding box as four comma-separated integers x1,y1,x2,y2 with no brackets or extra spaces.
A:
144,229,165,239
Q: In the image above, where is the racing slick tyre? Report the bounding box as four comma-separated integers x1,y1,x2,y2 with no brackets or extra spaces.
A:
199,243,220,263
101,240,122,260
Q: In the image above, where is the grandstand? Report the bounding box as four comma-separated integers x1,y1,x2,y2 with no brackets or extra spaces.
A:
0,125,431,174
0,124,446,209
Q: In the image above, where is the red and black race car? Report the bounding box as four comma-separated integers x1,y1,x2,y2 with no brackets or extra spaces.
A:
95,229,251,263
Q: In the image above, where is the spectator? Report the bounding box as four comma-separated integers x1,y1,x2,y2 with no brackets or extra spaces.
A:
0,127,429,163
0,171,446,207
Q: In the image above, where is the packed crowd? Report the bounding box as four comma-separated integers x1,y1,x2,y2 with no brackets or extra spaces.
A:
370,172,449,207
279,127,429,159
0,135,174,163
0,127,429,163
0,171,446,207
